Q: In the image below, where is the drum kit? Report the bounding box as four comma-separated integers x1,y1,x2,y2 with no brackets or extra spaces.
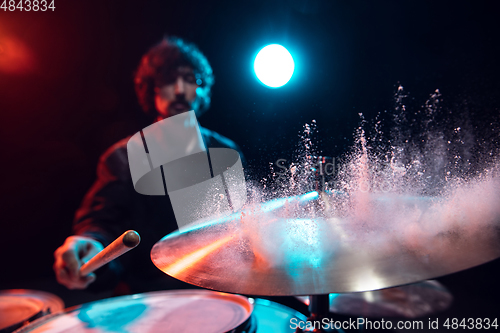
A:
3,173,500,332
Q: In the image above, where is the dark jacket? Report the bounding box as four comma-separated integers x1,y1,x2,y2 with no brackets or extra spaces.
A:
73,127,245,293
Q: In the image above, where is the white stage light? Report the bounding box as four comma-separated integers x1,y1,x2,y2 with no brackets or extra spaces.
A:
254,44,295,88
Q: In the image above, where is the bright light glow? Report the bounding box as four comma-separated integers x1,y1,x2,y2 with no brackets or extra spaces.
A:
254,44,294,88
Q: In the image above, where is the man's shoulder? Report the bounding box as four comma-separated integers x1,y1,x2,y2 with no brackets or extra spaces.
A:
98,137,131,178
200,127,246,166
102,129,238,156
200,127,239,150
98,128,244,172
101,137,130,159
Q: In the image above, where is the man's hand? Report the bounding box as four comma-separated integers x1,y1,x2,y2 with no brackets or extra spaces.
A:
53,236,104,289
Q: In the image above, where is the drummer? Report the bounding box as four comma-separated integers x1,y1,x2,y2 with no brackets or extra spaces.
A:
53,36,245,293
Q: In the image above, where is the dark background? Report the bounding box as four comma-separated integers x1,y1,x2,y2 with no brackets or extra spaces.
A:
1,0,499,328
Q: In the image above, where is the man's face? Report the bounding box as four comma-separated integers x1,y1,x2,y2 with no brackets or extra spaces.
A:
154,66,199,118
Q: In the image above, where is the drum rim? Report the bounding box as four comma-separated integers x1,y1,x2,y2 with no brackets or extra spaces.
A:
0,289,64,314
13,289,253,333
0,289,64,333
0,298,44,333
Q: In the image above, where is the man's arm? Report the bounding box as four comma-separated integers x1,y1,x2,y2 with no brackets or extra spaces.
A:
54,141,133,290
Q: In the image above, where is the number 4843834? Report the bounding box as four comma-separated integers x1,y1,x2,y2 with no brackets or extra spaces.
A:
443,318,498,330
1,0,55,11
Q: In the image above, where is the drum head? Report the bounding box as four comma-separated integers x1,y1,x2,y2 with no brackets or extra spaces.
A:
0,290,64,333
14,290,252,333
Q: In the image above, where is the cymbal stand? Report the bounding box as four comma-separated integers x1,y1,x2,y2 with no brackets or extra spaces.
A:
295,294,330,332
311,156,333,193
294,157,332,332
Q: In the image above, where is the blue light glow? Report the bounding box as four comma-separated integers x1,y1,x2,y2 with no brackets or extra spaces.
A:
254,44,295,88
301,191,319,201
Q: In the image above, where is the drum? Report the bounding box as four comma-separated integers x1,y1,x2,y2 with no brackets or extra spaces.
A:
13,290,253,333
251,298,308,333
0,290,64,333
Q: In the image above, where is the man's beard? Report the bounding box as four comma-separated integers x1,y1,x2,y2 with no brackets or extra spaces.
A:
168,99,191,115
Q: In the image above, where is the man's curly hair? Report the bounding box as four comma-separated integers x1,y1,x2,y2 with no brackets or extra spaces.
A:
134,36,214,117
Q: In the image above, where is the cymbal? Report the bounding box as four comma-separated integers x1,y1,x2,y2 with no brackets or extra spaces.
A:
296,280,452,318
151,190,500,296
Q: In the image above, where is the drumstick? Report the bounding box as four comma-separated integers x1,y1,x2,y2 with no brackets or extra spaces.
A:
79,230,141,276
